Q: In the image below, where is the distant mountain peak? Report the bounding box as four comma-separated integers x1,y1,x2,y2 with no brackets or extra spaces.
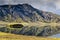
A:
0,4,60,23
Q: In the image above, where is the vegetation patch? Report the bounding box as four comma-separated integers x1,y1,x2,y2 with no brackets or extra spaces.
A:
9,24,24,28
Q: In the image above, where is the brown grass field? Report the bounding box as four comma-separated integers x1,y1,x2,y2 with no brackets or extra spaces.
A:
0,32,60,40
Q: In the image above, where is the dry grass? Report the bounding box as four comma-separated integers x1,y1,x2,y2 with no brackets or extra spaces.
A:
0,21,60,27
0,32,60,40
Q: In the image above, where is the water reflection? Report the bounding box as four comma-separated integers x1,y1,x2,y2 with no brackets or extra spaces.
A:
49,33,60,38
0,25,60,37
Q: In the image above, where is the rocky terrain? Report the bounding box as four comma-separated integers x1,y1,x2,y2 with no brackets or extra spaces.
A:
0,4,60,23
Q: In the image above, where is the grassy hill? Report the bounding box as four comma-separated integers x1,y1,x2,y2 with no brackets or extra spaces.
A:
0,3,60,40
0,32,60,40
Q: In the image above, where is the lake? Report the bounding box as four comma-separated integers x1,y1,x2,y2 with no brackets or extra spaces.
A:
49,34,60,38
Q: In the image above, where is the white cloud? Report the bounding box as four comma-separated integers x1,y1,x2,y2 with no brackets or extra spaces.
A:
0,0,60,14
55,1,60,9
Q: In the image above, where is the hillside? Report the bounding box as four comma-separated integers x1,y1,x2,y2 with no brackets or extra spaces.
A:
0,3,60,39
0,4,60,23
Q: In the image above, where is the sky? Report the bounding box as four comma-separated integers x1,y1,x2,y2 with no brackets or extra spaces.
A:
0,0,60,14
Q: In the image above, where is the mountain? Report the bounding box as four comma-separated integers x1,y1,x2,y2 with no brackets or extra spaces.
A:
0,4,60,23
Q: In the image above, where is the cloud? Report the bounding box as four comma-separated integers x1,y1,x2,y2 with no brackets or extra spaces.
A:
0,0,60,14
54,0,60,9
0,0,5,4
0,0,57,9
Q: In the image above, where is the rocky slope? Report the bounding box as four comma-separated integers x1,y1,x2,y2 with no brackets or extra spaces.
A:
0,4,60,22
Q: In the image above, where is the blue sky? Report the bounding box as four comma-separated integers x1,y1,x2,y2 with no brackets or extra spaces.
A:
0,0,60,15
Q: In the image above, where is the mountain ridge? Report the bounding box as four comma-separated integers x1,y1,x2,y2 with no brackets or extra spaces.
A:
0,4,60,23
